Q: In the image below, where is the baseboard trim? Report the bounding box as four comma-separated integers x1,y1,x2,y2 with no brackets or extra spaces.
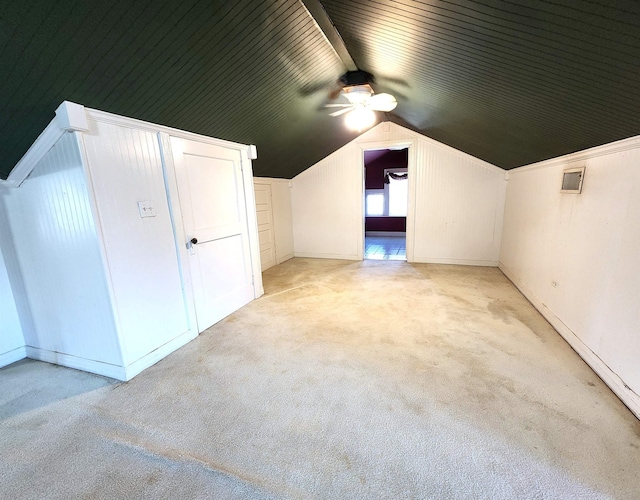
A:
0,346,27,368
123,329,197,380
25,346,125,380
412,257,499,267
294,252,360,261
23,329,199,381
276,253,294,265
499,263,640,420
366,231,406,237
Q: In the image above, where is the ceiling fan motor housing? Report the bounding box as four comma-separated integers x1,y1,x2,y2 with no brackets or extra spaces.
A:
339,70,374,87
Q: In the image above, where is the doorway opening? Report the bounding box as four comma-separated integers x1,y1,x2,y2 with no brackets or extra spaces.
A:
363,147,408,260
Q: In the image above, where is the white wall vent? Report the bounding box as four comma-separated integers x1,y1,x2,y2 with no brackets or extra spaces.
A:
561,166,585,193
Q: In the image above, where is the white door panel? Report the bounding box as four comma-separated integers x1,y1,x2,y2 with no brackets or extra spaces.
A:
196,235,253,323
254,189,270,205
187,158,240,227
172,137,254,332
254,183,276,271
256,210,271,226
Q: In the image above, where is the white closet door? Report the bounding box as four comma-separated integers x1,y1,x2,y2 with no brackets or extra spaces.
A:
254,183,276,271
171,137,254,333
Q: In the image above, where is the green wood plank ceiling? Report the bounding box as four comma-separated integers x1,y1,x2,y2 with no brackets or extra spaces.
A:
1,0,638,180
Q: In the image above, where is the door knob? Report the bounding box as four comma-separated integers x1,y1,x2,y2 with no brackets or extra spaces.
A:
190,237,198,245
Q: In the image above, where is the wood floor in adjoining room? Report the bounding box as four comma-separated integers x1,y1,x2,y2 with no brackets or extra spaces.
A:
1,258,639,499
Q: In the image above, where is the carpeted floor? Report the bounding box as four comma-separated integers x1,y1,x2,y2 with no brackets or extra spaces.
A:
1,258,639,499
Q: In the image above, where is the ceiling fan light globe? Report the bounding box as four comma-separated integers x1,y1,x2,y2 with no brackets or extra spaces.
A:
345,108,376,132
344,85,373,104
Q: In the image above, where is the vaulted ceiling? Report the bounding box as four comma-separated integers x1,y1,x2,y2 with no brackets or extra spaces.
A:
1,0,639,180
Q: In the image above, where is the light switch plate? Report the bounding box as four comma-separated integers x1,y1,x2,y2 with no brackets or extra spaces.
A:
137,200,156,218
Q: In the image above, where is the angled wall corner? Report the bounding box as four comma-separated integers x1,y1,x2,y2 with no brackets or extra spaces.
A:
0,238,25,367
1,101,89,188
2,131,122,367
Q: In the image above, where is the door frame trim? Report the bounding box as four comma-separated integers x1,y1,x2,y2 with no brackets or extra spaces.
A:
358,140,416,262
158,132,198,334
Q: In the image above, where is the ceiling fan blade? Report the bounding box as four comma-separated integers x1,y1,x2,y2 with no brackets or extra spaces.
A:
329,107,354,117
368,93,398,112
324,103,353,108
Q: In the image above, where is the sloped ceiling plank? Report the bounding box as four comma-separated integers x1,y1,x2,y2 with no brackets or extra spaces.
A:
326,3,634,113
1,0,639,180
0,0,355,180
321,0,640,168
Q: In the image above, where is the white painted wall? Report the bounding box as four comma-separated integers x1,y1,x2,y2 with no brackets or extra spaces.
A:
81,118,191,368
500,136,640,418
254,177,294,266
292,142,363,260
291,122,506,264
0,243,24,367
0,132,123,370
0,102,263,380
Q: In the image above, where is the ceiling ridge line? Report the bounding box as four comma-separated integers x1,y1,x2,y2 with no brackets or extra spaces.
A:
299,0,358,71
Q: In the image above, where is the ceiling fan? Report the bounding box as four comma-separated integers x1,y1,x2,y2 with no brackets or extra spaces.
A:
324,70,398,131
297,3,400,131
325,84,398,117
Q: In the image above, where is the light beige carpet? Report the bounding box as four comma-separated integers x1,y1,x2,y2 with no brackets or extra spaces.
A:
1,258,639,499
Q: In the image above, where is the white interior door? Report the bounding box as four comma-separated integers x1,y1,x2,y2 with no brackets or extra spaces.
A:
254,183,276,271
171,137,255,333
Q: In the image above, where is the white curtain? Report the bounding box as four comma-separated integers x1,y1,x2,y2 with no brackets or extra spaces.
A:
388,176,408,216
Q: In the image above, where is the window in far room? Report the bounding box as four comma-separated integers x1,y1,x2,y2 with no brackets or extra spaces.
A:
366,191,385,215
366,168,408,216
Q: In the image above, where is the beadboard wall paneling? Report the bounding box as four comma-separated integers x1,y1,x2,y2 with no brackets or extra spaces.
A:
292,122,506,264
291,145,363,259
0,242,25,366
82,120,191,366
500,136,640,416
270,179,295,264
0,132,122,365
412,139,506,264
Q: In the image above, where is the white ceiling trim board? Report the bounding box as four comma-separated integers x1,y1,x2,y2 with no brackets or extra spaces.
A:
511,134,640,173
1,101,258,189
0,101,89,188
